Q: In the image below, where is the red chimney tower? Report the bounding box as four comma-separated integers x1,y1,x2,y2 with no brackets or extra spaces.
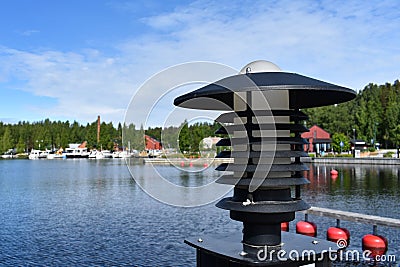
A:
97,116,100,144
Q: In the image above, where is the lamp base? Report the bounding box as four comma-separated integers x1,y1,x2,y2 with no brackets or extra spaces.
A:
185,231,336,267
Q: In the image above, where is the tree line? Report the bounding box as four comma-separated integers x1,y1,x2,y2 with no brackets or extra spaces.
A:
304,80,400,150
143,121,221,153
122,121,221,154
0,118,221,154
1,80,399,154
0,119,122,153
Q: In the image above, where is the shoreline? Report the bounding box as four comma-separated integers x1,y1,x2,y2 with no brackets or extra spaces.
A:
142,157,232,166
143,157,400,166
2,156,399,166
303,157,400,165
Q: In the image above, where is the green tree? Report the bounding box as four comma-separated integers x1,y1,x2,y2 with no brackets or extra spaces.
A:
2,127,14,153
393,125,400,148
16,136,26,153
331,133,350,153
178,121,190,153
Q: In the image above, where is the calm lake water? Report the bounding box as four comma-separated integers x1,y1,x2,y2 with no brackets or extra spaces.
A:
0,159,399,266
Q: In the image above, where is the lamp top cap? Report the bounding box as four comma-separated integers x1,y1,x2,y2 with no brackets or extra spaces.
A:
239,60,281,74
173,60,357,110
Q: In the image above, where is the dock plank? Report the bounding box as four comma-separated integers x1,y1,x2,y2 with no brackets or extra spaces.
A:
302,206,400,228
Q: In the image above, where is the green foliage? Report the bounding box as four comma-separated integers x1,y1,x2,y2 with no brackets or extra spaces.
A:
145,127,162,142
331,133,350,152
0,119,122,153
16,136,25,153
383,151,394,158
2,127,13,152
122,121,221,154
178,121,190,153
304,80,400,148
146,121,222,155
334,154,354,158
2,79,400,154
122,123,145,151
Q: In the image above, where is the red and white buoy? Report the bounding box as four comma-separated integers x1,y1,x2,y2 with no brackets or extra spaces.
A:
296,220,317,237
330,169,338,175
281,222,289,232
362,234,388,258
327,227,350,246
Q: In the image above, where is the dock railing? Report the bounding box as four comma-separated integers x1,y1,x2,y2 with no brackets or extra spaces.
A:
303,206,400,232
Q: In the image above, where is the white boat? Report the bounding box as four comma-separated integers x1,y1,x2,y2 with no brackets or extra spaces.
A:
95,151,104,159
29,149,42,159
2,149,17,159
131,150,139,157
65,142,89,159
39,150,50,159
65,147,89,158
88,149,98,159
47,148,65,159
148,149,163,158
119,150,132,158
103,150,112,158
96,150,112,159
1,154,14,159
112,151,121,158
47,153,64,159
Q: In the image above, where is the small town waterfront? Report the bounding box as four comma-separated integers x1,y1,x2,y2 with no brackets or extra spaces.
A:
0,159,399,266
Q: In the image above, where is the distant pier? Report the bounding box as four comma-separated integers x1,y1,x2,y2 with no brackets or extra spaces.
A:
142,157,232,166
304,206,400,228
303,157,400,165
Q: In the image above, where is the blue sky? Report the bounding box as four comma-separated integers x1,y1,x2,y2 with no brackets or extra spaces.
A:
0,0,399,126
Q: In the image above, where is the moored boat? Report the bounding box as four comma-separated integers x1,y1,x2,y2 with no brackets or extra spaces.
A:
95,150,112,159
65,142,89,159
38,150,50,159
29,149,42,159
2,149,17,159
112,151,121,158
47,148,65,159
119,150,133,158
88,149,98,159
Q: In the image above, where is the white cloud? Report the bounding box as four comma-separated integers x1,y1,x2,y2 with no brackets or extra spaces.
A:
0,46,136,123
0,0,399,125
122,0,400,89
20,30,40,36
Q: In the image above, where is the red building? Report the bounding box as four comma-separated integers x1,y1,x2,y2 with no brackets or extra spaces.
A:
145,135,162,150
301,125,331,154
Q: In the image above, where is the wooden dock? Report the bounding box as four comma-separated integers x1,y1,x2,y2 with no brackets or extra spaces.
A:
303,157,400,165
143,157,233,166
304,206,400,228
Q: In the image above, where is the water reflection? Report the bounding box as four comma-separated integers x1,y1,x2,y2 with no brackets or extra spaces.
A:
0,160,398,266
304,163,400,219
306,164,400,197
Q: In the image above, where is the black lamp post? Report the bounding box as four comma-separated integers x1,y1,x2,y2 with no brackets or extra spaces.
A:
174,60,356,266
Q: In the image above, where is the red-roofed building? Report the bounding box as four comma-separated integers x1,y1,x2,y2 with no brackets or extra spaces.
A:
145,135,162,150
301,125,331,154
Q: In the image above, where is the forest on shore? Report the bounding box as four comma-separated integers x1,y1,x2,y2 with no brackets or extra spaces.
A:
0,79,399,154
304,80,400,150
